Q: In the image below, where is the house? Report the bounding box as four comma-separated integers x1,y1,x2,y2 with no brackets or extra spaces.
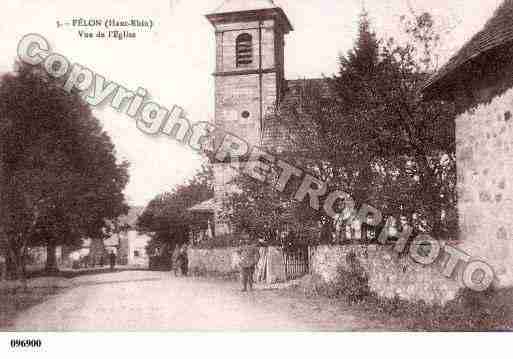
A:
188,199,216,244
68,206,151,268
191,0,331,236
422,0,513,287
106,206,151,267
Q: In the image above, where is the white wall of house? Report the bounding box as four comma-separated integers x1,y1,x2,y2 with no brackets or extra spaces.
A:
126,230,151,267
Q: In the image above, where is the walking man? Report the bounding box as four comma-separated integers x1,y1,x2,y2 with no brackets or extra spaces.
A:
236,239,260,292
109,251,116,271
179,245,188,276
173,245,188,276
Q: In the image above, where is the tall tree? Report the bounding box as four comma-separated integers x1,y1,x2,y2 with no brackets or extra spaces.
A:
334,11,380,110
330,11,457,236
0,63,129,277
227,11,457,242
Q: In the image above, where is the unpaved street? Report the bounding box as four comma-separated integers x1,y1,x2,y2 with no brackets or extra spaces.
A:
11,271,399,331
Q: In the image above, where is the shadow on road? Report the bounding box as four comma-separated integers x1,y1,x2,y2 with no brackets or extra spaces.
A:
27,267,153,279
73,277,165,288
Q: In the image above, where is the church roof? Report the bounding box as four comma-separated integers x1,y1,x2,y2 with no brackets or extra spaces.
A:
261,78,333,152
213,0,278,14
423,0,513,94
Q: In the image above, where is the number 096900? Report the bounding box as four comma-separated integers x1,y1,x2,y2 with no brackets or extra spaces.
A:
10,339,42,348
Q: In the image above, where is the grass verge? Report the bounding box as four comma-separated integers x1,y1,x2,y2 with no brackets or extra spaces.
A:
296,251,513,331
0,285,62,329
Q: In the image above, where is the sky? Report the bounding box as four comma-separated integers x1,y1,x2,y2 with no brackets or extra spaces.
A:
0,0,504,206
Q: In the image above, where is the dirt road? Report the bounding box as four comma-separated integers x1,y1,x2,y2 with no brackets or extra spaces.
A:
11,271,399,331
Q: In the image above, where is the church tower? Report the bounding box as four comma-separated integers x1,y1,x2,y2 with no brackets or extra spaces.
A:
206,0,293,235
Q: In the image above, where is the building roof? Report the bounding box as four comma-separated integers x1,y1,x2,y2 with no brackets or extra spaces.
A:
188,198,218,213
213,0,277,14
117,206,145,228
207,0,293,33
261,78,332,152
423,0,513,93
281,78,332,106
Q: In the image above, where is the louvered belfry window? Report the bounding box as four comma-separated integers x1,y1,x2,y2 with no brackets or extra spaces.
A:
236,33,253,67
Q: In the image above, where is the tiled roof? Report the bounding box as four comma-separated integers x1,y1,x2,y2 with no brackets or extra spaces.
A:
213,0,277,14
261,78,332,152
281,79,332,106
188,198,218,213
423,0,513,92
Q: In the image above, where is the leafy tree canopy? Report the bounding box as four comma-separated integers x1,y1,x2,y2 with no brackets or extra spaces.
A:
0,63,130,275
137,164,214,253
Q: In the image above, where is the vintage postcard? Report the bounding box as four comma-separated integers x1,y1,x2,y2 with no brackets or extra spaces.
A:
0,0,512,355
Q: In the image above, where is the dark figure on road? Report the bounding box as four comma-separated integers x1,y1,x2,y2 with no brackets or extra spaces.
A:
172,247,181,275
237,240,260,292
179,245,188,276
109,251,116,271
174,245,188,276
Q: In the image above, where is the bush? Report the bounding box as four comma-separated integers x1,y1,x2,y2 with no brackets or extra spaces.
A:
362,286,513,330
439,287,512,330
334,252,371,304
299,251,371,304
296,251,513,330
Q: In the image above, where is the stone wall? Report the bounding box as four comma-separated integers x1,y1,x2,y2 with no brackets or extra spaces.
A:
310,245,462,305
456,87,513,288
189,244,464,304
188,246,287,283
188,247,239,276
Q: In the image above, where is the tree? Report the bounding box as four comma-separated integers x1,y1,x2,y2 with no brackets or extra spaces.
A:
137,164,214,255
330,10,457,236
221,163,322,245
0,63,129,277
276,9,456,235
234,13,386,242
226,11,457,243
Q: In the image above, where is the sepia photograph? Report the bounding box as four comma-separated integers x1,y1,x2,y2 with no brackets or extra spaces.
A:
0,0,512,355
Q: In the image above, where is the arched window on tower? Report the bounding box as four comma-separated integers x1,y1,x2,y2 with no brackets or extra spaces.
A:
236,33,253,67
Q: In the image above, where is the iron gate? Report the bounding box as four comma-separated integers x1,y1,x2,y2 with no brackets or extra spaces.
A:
283,245,309,280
